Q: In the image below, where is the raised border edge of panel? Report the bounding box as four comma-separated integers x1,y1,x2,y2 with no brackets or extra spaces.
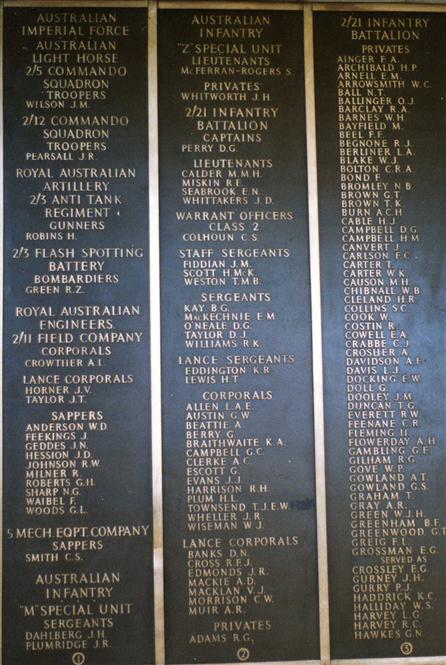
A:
304,5,331,665
159,2,304,10
312,2,446,11
148,1,166,665
4,1,147,8
333,658,446,665
0,3,4,665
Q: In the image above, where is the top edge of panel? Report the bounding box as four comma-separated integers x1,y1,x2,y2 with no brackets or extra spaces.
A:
311,1,446,10
158,2,303,9
3,1,148,7
157,0,446,4
5,0,445,5
157,0,446,9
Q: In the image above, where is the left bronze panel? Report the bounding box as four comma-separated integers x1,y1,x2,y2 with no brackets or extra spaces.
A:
3,6,154,665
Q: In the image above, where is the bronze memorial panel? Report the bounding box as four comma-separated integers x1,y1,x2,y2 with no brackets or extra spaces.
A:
1,3,445,665
3,7,154,665
315,9,446,661
158,8,319,664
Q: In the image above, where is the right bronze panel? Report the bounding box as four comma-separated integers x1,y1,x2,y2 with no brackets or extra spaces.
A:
314,10,446,660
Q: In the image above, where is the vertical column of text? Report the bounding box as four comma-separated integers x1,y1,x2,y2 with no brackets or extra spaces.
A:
159,10,319,664
3,9,154,665
315,11,446,660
